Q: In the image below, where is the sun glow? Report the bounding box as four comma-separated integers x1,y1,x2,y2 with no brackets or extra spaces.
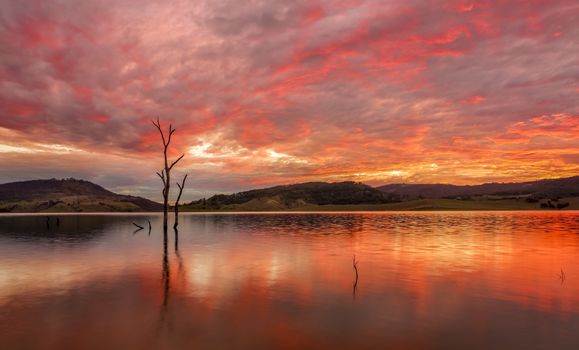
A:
0,0,577,192
0,143,81,154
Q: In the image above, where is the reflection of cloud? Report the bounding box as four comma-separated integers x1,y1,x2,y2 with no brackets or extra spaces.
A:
188,253,215,298
185,246,304,307
2,212,579,318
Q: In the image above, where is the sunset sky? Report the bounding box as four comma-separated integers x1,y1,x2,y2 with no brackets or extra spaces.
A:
0,0,577,200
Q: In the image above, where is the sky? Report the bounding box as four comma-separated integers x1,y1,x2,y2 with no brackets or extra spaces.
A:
0,0,577,201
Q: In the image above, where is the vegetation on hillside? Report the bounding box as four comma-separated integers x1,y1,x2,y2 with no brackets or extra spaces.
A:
0,178,162,213
377,176,579,200
185,182,400,211
1,176,577,213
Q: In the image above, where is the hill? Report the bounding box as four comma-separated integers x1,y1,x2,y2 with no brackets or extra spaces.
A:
377,176,579,200
1,176,577,213
184,176,579,212
184,181,399,211
0,178,162,213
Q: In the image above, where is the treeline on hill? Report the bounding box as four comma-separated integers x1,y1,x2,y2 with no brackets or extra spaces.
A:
378,176,579,200
186,182,400,210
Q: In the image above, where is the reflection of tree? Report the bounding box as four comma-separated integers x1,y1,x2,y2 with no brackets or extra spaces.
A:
174,228,184,274
159,228,171,331
158,226,186,334
162,229,170,307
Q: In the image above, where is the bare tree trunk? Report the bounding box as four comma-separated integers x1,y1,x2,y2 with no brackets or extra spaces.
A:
152,117,184,230
174,174,188,229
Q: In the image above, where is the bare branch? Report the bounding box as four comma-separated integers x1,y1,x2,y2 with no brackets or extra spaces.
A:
152,117,167,147
173,174,188,229
169,154,185,170
176,174,188,192
166,124,177,147
151,117,160,129
156,171,166,186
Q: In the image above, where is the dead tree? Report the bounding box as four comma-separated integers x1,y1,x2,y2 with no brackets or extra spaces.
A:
173,174,188,229
152,117,184,230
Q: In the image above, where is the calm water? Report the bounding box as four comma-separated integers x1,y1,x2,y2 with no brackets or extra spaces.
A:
1,212,579,349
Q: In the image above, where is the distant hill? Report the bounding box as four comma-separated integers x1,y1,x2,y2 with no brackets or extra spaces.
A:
0,179,162,213
377,176,579,199
184,176,579,212
185,181,399,211
2,176,577,213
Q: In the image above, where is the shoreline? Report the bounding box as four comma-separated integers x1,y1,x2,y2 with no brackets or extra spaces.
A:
1,209,578,216
2,197,578,215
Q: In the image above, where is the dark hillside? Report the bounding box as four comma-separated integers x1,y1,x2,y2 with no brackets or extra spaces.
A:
186,181,399,210
378,176,579,199
0,178,162,212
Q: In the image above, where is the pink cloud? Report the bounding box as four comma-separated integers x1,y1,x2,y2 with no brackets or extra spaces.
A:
0,0,577,199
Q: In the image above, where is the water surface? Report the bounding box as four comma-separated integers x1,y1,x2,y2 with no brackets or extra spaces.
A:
1,211,578,349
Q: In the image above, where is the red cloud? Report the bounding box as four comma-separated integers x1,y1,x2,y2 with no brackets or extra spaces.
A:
0,0,577,197
506,114,579,140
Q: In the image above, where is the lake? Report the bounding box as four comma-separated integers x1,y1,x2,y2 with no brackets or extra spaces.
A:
1,211,578,349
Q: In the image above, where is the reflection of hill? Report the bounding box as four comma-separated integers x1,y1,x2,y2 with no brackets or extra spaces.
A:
195,213,366,236
0,214,137,243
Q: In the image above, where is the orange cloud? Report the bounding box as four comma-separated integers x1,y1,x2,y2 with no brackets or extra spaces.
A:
0,0,577,198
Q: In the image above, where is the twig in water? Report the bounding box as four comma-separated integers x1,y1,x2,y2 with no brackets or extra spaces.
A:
559,267,566,284
352,254,359,299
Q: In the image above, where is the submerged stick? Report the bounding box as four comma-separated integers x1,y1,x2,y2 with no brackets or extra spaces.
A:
352,254,359,299
353,254,359,282
559,267,566,284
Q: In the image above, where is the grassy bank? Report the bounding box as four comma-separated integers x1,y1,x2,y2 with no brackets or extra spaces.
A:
182,197,579,212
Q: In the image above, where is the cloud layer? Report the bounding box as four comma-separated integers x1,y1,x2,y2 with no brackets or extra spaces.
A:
0,0,577,200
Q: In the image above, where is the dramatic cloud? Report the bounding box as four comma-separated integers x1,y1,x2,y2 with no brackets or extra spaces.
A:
0,0,577,200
